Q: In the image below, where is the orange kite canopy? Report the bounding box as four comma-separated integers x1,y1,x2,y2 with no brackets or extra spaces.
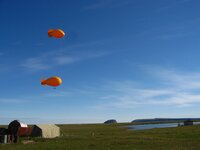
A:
41,76,62,87
48,29,65,38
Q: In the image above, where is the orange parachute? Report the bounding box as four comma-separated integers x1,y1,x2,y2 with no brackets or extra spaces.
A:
48,29,65,38
41,76,62,87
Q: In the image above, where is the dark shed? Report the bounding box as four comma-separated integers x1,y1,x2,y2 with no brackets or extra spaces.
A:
184,120,193,126
31,125,42,137
8,120,28,143
0,128,7,135
8,120,28,135
18,127,32,136
104,119,117,124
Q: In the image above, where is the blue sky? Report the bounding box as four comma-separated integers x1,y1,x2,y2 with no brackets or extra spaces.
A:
1,0,200,124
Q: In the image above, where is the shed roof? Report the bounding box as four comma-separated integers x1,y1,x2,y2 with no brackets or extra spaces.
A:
36,124,59,129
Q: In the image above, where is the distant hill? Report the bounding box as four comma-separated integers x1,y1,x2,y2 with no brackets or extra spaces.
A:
104,119,117,124
132,118,200,123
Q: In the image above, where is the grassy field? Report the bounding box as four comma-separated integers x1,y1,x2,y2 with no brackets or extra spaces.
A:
1,123,200,150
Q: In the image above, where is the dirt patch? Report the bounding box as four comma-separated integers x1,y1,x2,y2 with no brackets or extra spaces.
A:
22,140,35,144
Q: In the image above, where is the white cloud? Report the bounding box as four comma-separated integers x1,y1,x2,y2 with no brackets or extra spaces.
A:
42,91,72,97
155,32,190,40
53,56,77,65
93,68,200,109
0,98,31,104
18,64,200,109
148,68,200,89
155,0,194,13
84,0,112,10
21,49,109,72
83,0,134,10
38,67,200,109
181,0,193,3
22,57,51,70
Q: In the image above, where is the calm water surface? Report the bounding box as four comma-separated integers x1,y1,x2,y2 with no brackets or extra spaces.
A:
127,122,200,130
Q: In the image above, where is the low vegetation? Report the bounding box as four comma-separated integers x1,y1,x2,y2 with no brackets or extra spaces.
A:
1,123,200,150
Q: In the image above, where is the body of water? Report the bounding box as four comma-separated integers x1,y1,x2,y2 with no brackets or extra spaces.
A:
127,122,200,131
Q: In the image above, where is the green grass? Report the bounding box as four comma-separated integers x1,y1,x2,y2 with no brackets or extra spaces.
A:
1,123,200,150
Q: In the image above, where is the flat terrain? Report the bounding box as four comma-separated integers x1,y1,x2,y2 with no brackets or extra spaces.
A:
1,123,200,150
